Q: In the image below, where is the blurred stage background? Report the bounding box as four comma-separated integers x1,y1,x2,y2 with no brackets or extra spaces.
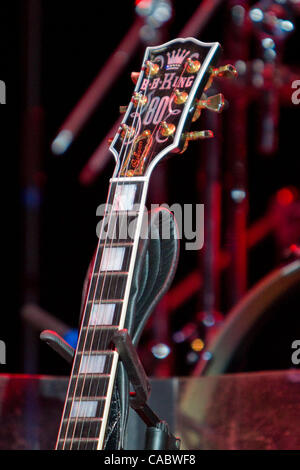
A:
0,0,300,382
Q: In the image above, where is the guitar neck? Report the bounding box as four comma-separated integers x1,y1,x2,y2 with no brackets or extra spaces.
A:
55,36,231,451
56,177,148,450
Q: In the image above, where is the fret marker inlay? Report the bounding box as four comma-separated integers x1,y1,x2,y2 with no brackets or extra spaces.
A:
100,247,125,271
89,303,116,325
114,184,137,211
79,354,106,374
70,400,98,418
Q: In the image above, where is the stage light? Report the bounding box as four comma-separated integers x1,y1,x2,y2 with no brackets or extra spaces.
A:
136,0,172,27
276,188,295,206
250,8,264,22
231,189,247,203
279,20,294,32
191,338,205,352
135,0,153,15
51,130,73,155
186,352,198,364
262,37,275,49
202,351,212,361
151,343,171,359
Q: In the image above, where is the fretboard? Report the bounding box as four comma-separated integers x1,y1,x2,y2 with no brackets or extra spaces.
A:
56,178,148,450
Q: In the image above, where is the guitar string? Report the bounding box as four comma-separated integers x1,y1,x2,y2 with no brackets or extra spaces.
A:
58,176,115,449
73,69,152,449
60,142,135,449
62,55,189,449
61,91,140,448
80,73,152,449
64,131,130,449
78,115,141,449
67,53,191,448
142,61,188,169
85,57,191,448
80,55,190,449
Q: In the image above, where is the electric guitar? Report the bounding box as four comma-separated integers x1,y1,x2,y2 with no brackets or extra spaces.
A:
55,37,236,450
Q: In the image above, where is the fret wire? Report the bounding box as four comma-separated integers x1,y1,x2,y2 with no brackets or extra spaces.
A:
92,271,129,276
67,397,106,401
60,83,150,448
55,178,121,449
97,181,149,448
60,70,150,447
88,52,186,445
88,180,148,447
69,180,123,449
91,181,139,447
57,180,147,449
59,91,149,448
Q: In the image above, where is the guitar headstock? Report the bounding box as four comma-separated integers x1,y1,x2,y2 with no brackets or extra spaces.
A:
109,37,237,178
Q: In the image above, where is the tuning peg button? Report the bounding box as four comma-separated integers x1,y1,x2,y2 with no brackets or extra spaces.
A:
180,130,214,153
160,121,176,137
205,64,238,90
120,124,135,140
183,130,214,140
186,58,201,74
174,89,188,105
192,93,225,122
212,64,238,79
132,92,148,107
144,61,159,76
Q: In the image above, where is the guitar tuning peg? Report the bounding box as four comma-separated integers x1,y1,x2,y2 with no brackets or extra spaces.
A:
144,61,160,76
119,105,128,114
160,121,176,137
192,93,225,122
174,89,188,105
212,64,238,79
180,130,214,153
131,72,140,84
186,58,201,74
132,92,148,107
205,64,238,90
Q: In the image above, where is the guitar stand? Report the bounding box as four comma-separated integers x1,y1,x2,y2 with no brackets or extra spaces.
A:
40,328,181,451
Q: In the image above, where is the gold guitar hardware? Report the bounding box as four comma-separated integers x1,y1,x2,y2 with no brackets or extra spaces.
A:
192,93,225,122
211,64,238,79
120,124,135,140
205,64,238,90
120,92,148,114
132,92,148,107
180,130,214,153
120,129,152,177
144,60,160,76
160,121,176,137
186,58,201,74
174,89,188,105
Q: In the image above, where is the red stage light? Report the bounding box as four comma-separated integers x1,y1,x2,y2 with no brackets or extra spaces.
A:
276,188,295,206
135,0,153,8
